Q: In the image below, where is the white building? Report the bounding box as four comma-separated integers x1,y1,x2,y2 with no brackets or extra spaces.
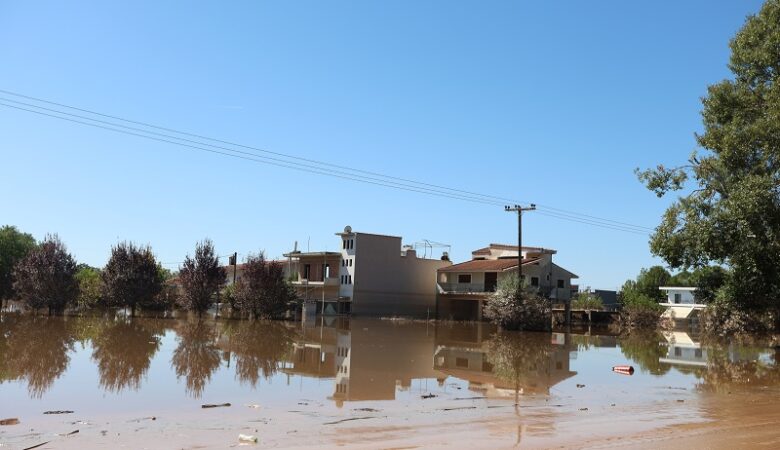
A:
659,286,705,320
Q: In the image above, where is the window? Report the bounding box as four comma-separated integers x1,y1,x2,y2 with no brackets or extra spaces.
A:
458,274,472,284
343,240,347,249
349,259,353,267
557,279,565,288
348,275,352,284
531,277,539,287
674,347,682,357
303,264,311,279
674,293,682,304
455,357,469,368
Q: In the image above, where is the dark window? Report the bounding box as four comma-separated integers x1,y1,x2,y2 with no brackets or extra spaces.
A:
695,348,703,358
304,264,311,279
675,347,682,357
674,293,682,304
458,274,472,283
557,279,565,288
343,240,347,249
455,357,469,368
531,277,539,287
348,275,352,284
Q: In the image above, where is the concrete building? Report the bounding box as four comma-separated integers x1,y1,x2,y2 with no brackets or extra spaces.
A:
436,244,578,320
335,226,452,318
282,251,342,314
659,286,705,321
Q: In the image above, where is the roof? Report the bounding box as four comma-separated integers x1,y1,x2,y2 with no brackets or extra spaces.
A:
472,244,556,255
659,286,697,291
438,257,540,273
282,251,342,258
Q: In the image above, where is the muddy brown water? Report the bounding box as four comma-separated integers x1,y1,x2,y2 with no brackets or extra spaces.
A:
0,314,778,449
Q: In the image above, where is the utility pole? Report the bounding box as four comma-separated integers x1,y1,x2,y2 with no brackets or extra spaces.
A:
229,252,238,285
504,204,536,292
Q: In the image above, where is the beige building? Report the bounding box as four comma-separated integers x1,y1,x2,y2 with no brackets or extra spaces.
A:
437,244,578,320
282,251,342,314
335,226,452,318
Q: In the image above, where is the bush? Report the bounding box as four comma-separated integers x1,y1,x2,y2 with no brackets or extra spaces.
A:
619,288,665,329
699,297,777,337
75,265,103,310
12,235,78,314
571,292,604,310
483,273,551,331
0,225,37,301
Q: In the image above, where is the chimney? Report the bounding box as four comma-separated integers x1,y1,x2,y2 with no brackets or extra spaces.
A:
441,251,450,262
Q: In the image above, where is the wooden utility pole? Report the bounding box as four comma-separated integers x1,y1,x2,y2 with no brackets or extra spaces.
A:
504,204,536,293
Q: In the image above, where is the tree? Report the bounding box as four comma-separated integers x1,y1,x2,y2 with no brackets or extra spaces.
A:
0,225,36,301
233,252,298,319
483,273,551,331
12,234,78,314
636,1,780,330
75,265,103,310
178,239,226,315
102,242,164,316
634,266,671,302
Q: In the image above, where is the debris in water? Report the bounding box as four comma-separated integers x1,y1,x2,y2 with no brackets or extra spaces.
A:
421,394,437,399
353,408,380,412
57,430,79,436
676,399,685,403
22,441,51,450
323,416,378,425
0,418,19,426
202,403,231,409
579,407,589,411
245,404,260,409
238,433,258,443
612,365,635,376
576,384,586,388
43,411,74,415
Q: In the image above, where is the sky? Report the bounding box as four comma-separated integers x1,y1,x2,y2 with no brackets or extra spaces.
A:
0,0,766,290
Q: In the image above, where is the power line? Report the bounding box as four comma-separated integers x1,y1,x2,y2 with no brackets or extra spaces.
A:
0,89,654,235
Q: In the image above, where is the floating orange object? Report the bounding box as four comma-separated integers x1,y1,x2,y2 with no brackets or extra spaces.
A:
612,365,635,375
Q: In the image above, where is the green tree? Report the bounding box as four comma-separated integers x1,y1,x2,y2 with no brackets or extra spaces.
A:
12,235,78,314
178,239,226,315
636,0,780,330
634,266,671,301
75,265,103,310
0,225,36,301
102,242,164,316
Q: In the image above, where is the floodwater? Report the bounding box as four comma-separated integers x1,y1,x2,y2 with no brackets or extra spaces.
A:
0,314,779,449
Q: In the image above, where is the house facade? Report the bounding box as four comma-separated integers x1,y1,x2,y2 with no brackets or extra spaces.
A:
436,244,578,321
659,286,705,321
335,226,452,318
282,251,342,314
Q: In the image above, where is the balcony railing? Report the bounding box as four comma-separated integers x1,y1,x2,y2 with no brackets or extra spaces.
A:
438,283,491,294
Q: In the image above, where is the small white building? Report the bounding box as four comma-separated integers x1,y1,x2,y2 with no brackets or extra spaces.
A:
659,286,705,320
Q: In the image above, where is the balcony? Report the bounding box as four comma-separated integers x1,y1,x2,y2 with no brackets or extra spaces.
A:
438,282,492,295
292,277,340,287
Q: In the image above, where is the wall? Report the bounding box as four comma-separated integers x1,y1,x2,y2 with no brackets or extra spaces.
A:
341,232,451,318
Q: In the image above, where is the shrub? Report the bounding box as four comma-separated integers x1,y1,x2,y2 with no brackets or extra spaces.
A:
619,288,665,329
75,265,103,310
483,273,551,331
699,296,777,337
12,235,78,314
571,291,604,310
0,225,37,301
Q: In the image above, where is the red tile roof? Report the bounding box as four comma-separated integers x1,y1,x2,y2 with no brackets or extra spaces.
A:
438,257,540,273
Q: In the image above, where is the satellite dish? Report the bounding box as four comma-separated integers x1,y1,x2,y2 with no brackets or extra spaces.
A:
344,225,352,233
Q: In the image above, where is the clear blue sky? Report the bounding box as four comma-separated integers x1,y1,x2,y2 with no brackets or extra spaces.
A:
0,1,765,290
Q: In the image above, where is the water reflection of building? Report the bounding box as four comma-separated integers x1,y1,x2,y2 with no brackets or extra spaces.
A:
660,331,707,367
284,319,444,405
433,324,577,397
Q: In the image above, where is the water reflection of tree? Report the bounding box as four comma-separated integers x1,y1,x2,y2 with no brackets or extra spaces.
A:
0,315,76,397
694,343,780,393
486,332,554,402
618,331,671,375
171,319,222,397
221,320,297,387
91,318,167,392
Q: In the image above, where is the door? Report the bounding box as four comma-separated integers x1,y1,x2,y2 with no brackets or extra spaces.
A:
484,272,498,292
